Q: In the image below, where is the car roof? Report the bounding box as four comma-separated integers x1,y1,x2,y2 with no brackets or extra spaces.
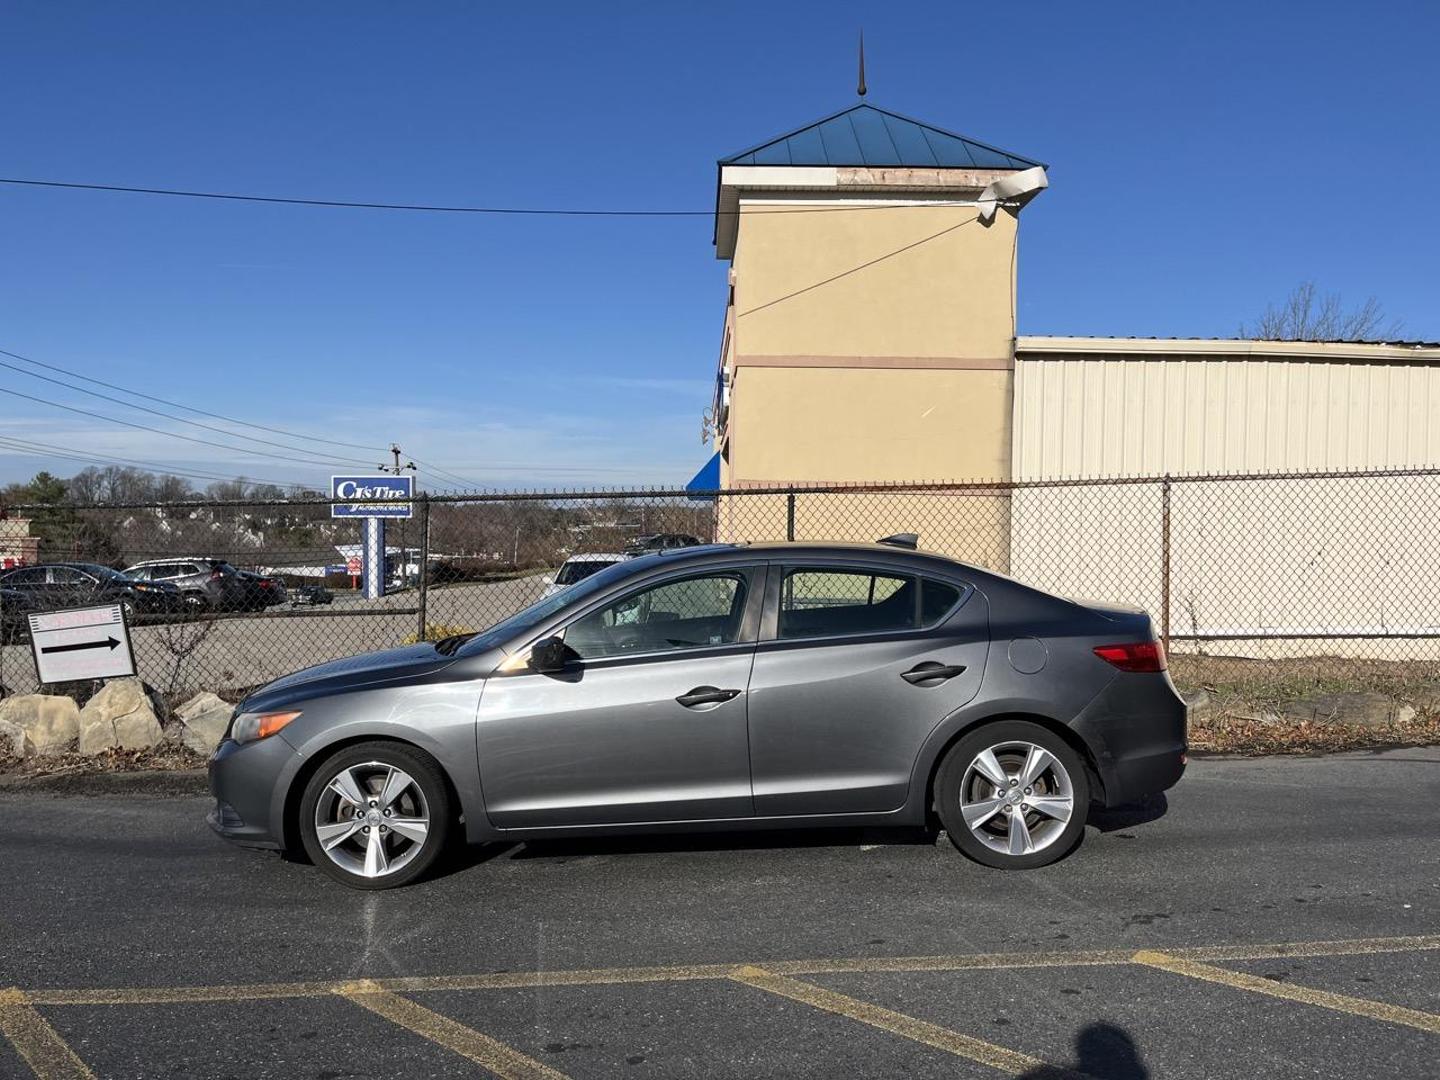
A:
631,540,981,570
128,557,226,564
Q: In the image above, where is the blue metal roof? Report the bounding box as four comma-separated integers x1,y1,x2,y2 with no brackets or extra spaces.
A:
719,103,1043,171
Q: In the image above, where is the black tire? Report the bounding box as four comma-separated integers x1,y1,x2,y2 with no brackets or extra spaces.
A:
297,741,452,890
935,720,1090,870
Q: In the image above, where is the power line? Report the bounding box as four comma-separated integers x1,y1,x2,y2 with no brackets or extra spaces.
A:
0,434,305,488
0,357,373,468
0,346,384,453
0,176,1007,217
0,382,384,469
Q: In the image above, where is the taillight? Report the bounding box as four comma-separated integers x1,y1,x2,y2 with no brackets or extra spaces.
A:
210,570,224,581
1094,641,1166,672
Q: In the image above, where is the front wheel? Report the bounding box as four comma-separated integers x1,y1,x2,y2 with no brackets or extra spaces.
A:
935,720,1090,870
297,742,452,889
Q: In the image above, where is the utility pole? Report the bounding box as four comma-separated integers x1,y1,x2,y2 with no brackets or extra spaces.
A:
376,444,418,589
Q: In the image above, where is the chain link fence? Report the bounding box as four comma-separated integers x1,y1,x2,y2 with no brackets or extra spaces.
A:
2,467,1437,704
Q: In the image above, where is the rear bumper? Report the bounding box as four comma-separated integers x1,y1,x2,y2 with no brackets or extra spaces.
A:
1070,672,1187,807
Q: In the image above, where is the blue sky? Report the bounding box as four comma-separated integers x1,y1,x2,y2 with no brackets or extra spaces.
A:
2,1,1435,490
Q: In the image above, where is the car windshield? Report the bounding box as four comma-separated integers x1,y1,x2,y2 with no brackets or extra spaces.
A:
555,558,619,586
80,564,129,581
454,558,646,658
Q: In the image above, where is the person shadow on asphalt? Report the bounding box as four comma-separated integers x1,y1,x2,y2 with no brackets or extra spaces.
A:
1017,1022,1149,1079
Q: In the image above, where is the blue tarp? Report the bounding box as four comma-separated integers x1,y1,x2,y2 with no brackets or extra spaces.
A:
685,452,720,500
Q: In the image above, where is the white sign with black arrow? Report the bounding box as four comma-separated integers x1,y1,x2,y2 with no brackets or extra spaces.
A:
28,604,137,685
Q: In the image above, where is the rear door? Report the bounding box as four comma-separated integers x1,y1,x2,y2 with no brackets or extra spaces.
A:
46,566,98,608
477,564,765,828
746,559,988,816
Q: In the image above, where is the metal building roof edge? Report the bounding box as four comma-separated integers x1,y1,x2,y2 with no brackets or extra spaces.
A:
717,102,1046,170
1015,336,1440,362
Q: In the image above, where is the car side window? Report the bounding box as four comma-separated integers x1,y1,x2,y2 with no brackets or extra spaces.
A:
778,569,965,640
563,572,748,660
49,567,90,586
128,566,150,580
779,569,916,639
4,567,45,585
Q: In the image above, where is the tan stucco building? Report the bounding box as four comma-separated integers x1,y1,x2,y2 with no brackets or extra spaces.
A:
706,102,1440,654
710,102,1440,494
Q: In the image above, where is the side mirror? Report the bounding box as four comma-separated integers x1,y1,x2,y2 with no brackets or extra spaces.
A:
528,635,569,674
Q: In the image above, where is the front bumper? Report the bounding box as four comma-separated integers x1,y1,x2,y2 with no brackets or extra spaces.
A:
207,734,299,849
1071,672,1188,807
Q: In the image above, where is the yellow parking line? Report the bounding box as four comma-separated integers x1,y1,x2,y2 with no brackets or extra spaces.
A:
335,979,570,1080
0,988,95,1080
1133,951,1440,1035
1172,934,1440,964
19,933,1440,1007
729,966,1081,1078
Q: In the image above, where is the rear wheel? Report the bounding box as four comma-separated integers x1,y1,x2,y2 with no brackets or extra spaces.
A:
935,720,1089,870
298,741,451,889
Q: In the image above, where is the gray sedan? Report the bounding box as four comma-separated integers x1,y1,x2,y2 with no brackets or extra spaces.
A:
209,539,1187,889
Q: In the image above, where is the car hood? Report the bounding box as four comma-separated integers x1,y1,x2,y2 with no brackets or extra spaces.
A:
240,643,461,712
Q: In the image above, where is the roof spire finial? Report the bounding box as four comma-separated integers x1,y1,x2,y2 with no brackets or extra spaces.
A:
857,30,867,98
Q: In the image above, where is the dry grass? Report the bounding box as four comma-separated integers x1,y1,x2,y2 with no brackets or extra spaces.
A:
0,741,206,781
1171,652,1440,754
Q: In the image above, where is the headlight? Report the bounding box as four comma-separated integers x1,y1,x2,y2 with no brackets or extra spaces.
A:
230,710,301,744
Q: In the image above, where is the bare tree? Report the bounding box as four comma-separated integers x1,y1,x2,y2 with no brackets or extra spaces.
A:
1242,282,1403,342
156,610,220,698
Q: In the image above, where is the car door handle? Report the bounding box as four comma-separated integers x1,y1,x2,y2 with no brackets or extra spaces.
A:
901,662,968,685
676,686,742,708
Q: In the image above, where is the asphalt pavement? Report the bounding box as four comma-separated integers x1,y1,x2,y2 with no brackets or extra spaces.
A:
0,750,1436,1079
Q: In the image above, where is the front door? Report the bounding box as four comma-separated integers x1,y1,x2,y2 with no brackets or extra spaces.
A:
747,563,988,816
477,567,763,828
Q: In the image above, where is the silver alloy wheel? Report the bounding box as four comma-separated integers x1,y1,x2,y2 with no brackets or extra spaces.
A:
958,740,1075,857
312,761,431,879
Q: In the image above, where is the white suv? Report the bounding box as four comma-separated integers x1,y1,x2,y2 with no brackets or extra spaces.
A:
541,553,627,598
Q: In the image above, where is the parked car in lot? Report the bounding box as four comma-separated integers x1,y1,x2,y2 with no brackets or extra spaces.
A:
539,552,627,598
208,535,1187,889
124,558,247,610
290,585,334,607
623,533,703,555
0,585,39,643
235,570,287,609
0,562,182,621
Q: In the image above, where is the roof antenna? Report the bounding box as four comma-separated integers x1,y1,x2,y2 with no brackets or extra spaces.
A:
857,30,867,98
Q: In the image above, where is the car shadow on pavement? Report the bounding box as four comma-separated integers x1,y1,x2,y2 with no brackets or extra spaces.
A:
1087,792,1168,833
441,826,940,872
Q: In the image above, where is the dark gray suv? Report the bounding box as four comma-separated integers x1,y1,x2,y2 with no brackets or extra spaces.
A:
124,558,244,610
209,540,1187,889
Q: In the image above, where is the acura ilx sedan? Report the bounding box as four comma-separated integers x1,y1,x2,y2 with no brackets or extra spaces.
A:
209,537,1187,889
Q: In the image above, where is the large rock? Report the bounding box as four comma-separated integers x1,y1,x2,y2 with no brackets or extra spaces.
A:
0,718,25,757
174,691,233,755
0,694,81,757
1278,691,1404,730
1180,688,1213,720
77,678,163,754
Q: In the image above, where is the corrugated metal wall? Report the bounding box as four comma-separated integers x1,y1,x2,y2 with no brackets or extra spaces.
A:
1013,355,1440,479
1009,352,1440,658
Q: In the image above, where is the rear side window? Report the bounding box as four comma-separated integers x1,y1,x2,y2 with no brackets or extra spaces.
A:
779,569,963,640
